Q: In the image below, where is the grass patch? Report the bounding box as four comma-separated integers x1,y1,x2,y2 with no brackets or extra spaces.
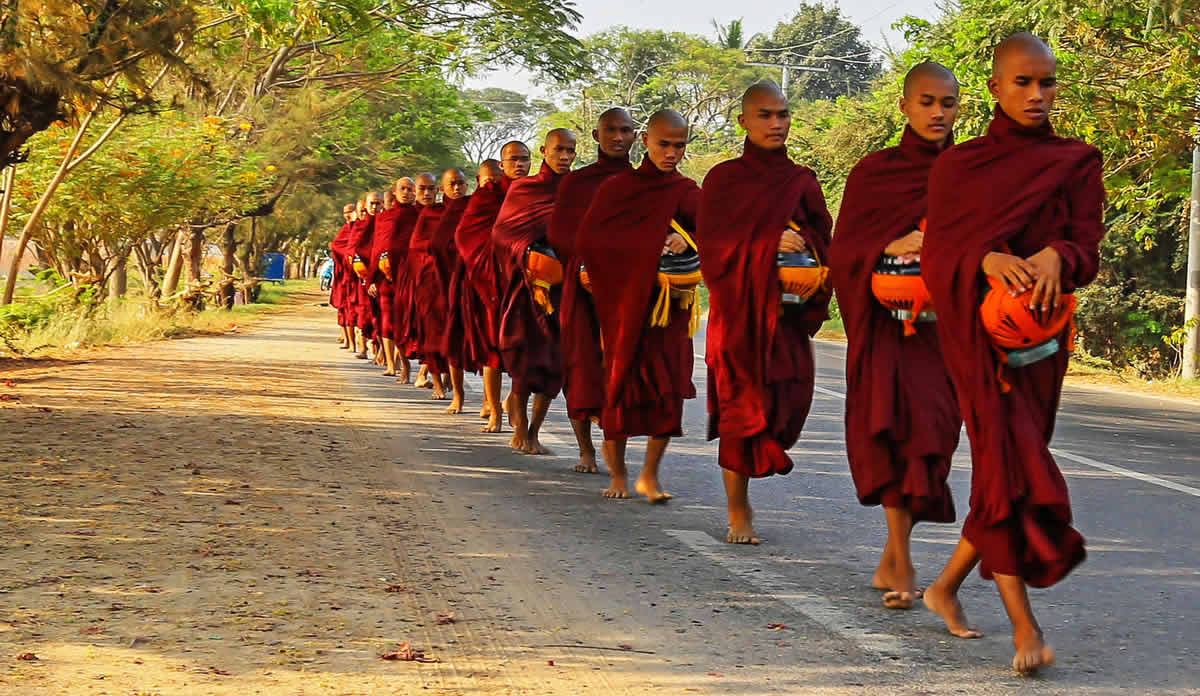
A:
1,278,317,358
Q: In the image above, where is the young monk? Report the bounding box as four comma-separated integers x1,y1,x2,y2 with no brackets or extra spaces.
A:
330,202,357,349
398,173,440,389
427,168,473,414
444,160,506,425
921,33,1099,675
492,129,578,454
828,62,963,609
697,82,833,545
349,193,383,359
548,108,636,474
408,170,467,400
577,109,698,501
372,177,419,378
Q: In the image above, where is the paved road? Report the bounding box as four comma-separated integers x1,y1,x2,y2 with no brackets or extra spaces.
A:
338,313,1199,694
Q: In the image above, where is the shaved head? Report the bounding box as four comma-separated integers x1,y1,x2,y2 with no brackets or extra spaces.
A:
594,107,636,160
541,128,578,175
342,203,355,222
741,81,787,113
394,176,416,205
478,159,503,187
647,109,688,132
988,32,1058,128
414,172,437,206
643,109,689,172
500,140,532,179
992,32,1055,77
903,61,958,98
441,168,467,200
365,190,383,215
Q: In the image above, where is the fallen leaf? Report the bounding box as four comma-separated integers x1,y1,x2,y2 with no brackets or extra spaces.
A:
706,672,723,677
297,569,323,577
16,653,37,661
766,623,787,630
776,641,792,647
4,379,14,387
0,394,19,401
380,642,438,663
223,499,241,505
547,660,555,666
435,611,455,625
72,530,98,537
81,625,104,635
210,667,231,675
383,584,406,593
37,407,51,413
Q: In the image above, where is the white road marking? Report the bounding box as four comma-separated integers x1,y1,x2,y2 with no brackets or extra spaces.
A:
665,529,910,661
814,386,846,399
1051,448,1200,498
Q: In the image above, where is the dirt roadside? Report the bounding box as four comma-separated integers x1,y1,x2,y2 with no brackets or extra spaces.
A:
0,292,584,696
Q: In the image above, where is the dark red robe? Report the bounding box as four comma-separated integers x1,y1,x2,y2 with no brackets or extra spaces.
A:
371,203,420,341
697,140,833,478
924,105,1102,587
407,201,449,373
492,163,566,396
425,194,473,371
578,158,698,439
828,126,959,524
450,177,511,371
347,213,379,339
548,152,632,422
329,222,353,326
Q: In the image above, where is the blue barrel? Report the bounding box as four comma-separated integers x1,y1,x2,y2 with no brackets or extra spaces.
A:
262,253,286,282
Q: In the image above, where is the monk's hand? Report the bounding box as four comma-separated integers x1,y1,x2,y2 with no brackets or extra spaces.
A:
884,229,923,260
367,283,378,298
1026,246,1063,321
663,232,688,255
778,229,808,254
981,252,1037,297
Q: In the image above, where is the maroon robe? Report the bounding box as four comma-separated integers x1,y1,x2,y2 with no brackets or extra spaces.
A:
547,152,632,422
407,201,449,373
451,177,511,371
347,213,379,338
697,140,833,478
828,126,959,524
492,163,566,396
425,195,474,371
578,158,698,439
329,222,353,326
371,203,420,341
924,105,1102,587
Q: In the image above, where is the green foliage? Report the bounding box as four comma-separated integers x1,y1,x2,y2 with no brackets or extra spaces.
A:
746,4,882,101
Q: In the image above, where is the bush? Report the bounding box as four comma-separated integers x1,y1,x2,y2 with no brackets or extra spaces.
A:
1075,283,1185,378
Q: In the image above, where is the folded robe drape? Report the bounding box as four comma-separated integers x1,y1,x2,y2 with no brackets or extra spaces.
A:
828,125,959,524
577,157,698,439
492,163,566,396
697,139,833,478
347,214,378,339
407,201,449,373
451,177,511,371
422,195,478,372
547,151,632,422
923,105,1102,587
329,222,353,325
370,203,420,341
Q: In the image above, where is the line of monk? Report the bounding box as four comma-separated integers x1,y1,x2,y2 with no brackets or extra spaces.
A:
325,32,1101,676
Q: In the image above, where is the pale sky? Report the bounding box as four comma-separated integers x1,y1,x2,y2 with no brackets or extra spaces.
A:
465,0,945,98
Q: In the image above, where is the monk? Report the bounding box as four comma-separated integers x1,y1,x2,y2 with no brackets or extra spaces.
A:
577,109,698,501
408,169,467,399
347,196,379,359
921,33,1099,675
827,62,963,609
444,160,507,427
330,202,357,349
427,168,473,414
492,129,577,453
697,82,833,544
372,177,419,378
399,173,440,390
548,108,635,474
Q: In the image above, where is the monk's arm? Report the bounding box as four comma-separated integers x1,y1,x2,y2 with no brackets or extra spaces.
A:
1050,153,1105,290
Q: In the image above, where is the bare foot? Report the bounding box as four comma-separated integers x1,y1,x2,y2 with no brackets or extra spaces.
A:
445,397,463,414
395,374,411,384
414,376,430,388
509,407,530,452
726,522,760,545
923,584,983,639
635,474,673,504
603,478,630,499
572,451,599,473
479,404,492,419
882,591,919,610
431,386,447,400
382,370,396,377
354,351,368,360
481,413,503,433
522,437,550,455
505,392,518,428
1012,631,1055,675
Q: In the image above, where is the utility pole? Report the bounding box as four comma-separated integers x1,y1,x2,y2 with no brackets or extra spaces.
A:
1183,90,1200,379
745,62,828,94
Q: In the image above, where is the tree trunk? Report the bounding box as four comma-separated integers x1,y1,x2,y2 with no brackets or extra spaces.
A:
134,243,161,300
221,221,237,309
108,254,127,304
187,229,205,284
162,228,188,296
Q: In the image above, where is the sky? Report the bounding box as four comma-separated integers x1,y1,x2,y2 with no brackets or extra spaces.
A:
464,0,944,98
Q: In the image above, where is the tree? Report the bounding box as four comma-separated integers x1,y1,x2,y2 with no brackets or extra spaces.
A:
461,88,553,164
747,4,882,101
712,18,755,50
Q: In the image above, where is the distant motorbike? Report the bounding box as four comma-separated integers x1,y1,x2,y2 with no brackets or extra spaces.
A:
319,258,335,291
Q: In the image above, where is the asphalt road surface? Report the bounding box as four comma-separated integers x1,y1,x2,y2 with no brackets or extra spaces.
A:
340,314,1198,694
